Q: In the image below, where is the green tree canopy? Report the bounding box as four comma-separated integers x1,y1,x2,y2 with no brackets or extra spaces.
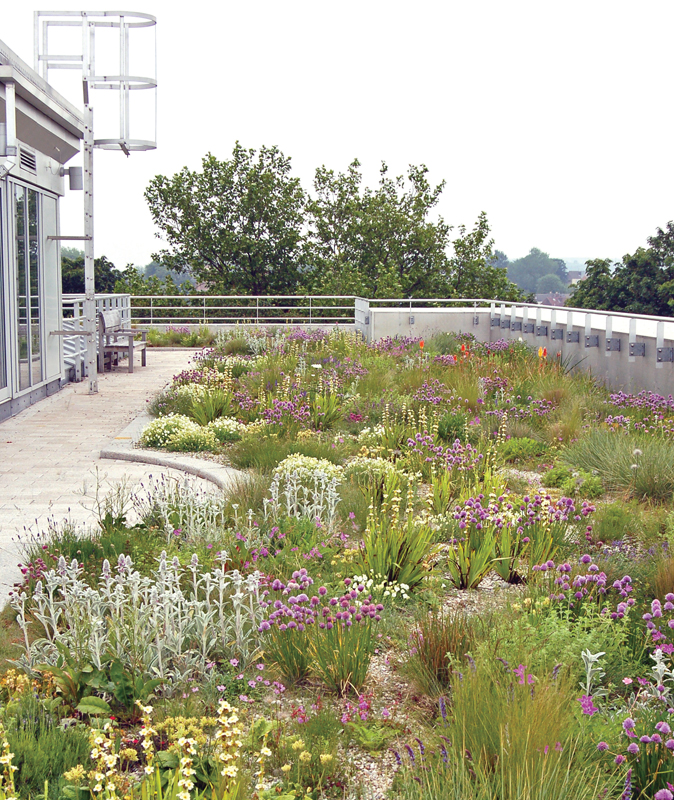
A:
569,222,674,317
536,273,567,294
507,248,568,293
306,160,451,297
61,254,123,294
145,143,307,295
445,212,522,300
144,143,523,300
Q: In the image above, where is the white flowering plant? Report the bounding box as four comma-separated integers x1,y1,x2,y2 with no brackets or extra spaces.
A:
207,416,246,443
274,454,344,483
350,572,411,604
139,414,198,449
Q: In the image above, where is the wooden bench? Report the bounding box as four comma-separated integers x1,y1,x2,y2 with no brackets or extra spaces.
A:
98,310,147,374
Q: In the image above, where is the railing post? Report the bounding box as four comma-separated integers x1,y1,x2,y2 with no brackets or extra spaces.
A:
150,297,153,327
256,297,259,326
309,296,312,326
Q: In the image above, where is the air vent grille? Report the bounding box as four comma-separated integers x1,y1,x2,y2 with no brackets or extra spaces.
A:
19,148,37,174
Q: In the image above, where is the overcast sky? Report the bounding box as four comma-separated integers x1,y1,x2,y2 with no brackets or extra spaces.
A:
5,1,674,270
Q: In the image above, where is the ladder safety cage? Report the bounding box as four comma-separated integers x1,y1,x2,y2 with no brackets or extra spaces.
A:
34,10,157,394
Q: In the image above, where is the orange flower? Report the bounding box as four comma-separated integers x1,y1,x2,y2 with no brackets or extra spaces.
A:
461,344,466,353
543,347,548,358
538,346,543,358
419,339,425,350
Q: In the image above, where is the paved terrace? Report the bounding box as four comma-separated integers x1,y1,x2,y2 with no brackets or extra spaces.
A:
0,349,221,595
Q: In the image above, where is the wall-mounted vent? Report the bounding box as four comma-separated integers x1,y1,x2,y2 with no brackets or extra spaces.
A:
19,148,37,174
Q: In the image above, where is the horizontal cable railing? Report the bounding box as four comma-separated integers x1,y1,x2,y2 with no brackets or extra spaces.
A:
123,295,359,326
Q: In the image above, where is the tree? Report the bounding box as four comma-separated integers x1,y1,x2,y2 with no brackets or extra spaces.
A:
568,225,674,317
145,143,306,294
444,212,523,300
61,254,123,294
536,273,567,294
507,248,568,293
306,160,451,297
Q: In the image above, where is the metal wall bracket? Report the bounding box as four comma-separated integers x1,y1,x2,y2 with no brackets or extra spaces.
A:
523,323,534,333
536,325,548,336
364,315,370,325
629,342,645,357
567,331,580,343
551,328,563,340
585,335,599,348
512,321,522,331
473,315,480,326
606,338,621,352
500,319,510,329
491,317,501,327
409,315,415,325
657,347,674,362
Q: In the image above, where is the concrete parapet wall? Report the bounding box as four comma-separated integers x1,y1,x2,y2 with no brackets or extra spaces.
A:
365,305,674,394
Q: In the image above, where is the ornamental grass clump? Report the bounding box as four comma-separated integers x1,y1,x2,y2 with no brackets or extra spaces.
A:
260,570,382,695
564,429,674,501
359,475,437,591
449,657,578,787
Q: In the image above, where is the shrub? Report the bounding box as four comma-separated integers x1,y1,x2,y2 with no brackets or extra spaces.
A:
501,436,547,463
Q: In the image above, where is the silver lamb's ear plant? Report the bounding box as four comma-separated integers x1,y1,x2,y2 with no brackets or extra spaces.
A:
10,549,265,684
580,648,607,699
646,649,674,703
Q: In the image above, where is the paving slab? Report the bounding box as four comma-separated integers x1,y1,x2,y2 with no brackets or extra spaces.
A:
0,349,232,595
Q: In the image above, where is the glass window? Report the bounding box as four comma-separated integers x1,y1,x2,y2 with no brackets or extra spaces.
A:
28,189,42,386
14,184,43,391
15,184,28,392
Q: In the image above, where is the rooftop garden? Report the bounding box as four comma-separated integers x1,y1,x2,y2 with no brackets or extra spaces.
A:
4,327,674,800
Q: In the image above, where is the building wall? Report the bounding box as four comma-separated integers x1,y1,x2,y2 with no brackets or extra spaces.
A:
0,40,83,420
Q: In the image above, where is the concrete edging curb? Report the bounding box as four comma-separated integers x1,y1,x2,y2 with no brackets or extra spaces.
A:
99,413,239,490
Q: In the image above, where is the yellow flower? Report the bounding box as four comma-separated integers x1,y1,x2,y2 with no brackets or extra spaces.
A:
320,754,333,765
291,739,305,751
63,764,86,782
281,764,292,773
299,750,312,764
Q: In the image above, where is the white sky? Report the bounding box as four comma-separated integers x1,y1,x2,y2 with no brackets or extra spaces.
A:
4,1,674,270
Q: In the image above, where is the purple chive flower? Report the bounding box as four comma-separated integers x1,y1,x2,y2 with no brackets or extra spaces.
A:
597,741,609,751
